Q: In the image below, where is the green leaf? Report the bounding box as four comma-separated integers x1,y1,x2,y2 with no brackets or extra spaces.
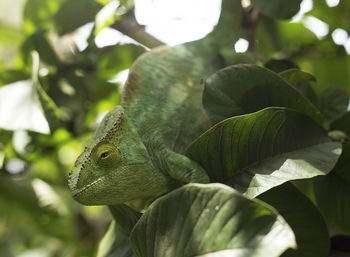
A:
265,59,299,73
203,64,322,125
207,0,243,50
108,204,141,235
279,69,316,85
95,0,120,36
319,88,349,127
98,44,145,81
314,173,350,235
186,107,341,197
0,52,59,134
259,183,330,257
130,183,296,257
54,0,102,35
251,0,302,19
0,79,50,133
18,32,60,68
279,69,318,107
97,221,134,257
0,70,29,86
332,112,350,136
32,52,60,132
330,142,350,184
23,0,65,34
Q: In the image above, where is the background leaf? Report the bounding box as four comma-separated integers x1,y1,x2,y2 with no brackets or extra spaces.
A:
251,0,302,19
95,1,120,36
131,183,296,257
97,221,134,257
319,88,349,128
278,69,318,107
97,44,146,81
108,204,141,235
203,64,322,125
314,174,350,235
331,112,350,137
54,0,102,35
23,0,65,34
259,183,330,257
251,0,301,19
186,107,341,197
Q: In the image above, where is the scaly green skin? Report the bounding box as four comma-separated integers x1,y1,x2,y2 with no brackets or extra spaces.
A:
68,0,242,210
68,40,225,209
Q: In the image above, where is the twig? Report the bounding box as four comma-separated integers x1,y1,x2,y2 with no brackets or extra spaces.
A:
111,9,165,49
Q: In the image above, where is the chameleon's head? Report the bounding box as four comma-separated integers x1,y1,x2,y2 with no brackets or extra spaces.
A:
68,106,167,206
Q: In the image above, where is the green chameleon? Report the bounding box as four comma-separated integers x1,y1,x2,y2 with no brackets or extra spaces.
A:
68,0,242,211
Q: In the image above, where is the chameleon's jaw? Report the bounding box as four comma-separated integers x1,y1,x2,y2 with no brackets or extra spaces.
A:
71,176,106,204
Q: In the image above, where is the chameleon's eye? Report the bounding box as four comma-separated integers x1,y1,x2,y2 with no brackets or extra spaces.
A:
93,143,120,168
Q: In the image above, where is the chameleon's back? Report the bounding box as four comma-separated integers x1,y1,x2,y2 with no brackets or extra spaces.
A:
122,40,224,153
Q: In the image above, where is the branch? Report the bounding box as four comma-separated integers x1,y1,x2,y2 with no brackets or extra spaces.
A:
242,7,265,63
111,9,165,49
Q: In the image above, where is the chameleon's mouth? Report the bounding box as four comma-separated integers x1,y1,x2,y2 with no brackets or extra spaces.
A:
72,175,106,200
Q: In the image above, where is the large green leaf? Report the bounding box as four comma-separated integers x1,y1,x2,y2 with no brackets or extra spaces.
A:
203,64,322,125
54,0,102,35
130,183,296,257
314,174,350,235
259,183,330,257
251,0,302,19
186,107,341,197
319,88,349,128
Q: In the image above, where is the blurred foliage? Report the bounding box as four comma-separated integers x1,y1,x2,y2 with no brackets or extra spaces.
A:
0,0,349,256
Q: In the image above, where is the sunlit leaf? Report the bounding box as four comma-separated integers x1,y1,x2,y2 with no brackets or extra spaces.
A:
0,79,50,133
32,178,67,215
131,183,296,257
186,107,341,197
95,1,120,36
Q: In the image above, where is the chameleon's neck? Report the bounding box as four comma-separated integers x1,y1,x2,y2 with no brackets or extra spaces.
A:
121,39,223,154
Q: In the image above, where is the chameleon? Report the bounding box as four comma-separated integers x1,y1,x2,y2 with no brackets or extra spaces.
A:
68,0,243,211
